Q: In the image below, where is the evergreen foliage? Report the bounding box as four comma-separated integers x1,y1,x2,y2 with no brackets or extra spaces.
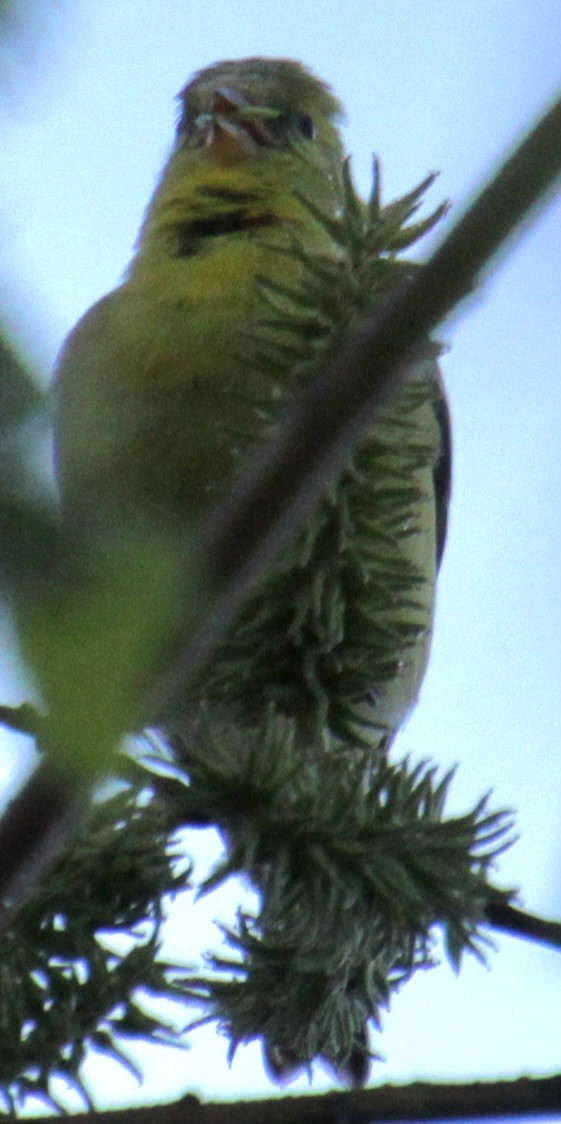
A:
0,165,514,1110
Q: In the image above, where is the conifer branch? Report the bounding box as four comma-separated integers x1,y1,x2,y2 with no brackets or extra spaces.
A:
0,89,559,1105
151,90,561,719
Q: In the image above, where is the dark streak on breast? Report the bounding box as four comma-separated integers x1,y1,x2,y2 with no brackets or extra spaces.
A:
173,206,278,257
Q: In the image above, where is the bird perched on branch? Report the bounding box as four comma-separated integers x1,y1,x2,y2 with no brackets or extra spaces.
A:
54,55,450,749
53,57,451,1082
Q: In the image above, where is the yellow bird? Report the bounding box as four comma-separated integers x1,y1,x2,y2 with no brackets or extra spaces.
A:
53,58,451,1081
55,60,345,530
54,56,450,754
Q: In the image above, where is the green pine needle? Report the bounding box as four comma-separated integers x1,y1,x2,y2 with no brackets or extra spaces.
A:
0,161,517,1102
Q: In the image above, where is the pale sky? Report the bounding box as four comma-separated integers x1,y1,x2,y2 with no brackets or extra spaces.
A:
0,0,560,1115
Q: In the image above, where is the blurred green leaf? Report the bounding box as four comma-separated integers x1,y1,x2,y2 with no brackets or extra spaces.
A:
15,529,188,777
0,332,45,430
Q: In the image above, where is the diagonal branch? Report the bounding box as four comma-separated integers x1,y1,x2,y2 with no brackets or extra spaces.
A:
0,91,560,939
150,90,561,721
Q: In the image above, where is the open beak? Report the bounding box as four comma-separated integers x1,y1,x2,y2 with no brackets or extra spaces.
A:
192,86,278,159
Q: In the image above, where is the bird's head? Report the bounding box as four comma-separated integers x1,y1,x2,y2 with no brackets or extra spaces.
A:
176,57,345,166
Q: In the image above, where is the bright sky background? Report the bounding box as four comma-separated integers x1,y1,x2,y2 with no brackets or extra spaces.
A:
0,0,560,1117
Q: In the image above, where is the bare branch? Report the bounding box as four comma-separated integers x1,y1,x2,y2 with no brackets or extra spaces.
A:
20,1073,561,1123
485,900,561,950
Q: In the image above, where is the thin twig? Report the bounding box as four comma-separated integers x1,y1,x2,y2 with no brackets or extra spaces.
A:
485,900,561,950
0,702,41,736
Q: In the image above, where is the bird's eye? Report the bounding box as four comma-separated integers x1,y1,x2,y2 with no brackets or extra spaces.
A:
272,110,315,144
296,112,315,139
